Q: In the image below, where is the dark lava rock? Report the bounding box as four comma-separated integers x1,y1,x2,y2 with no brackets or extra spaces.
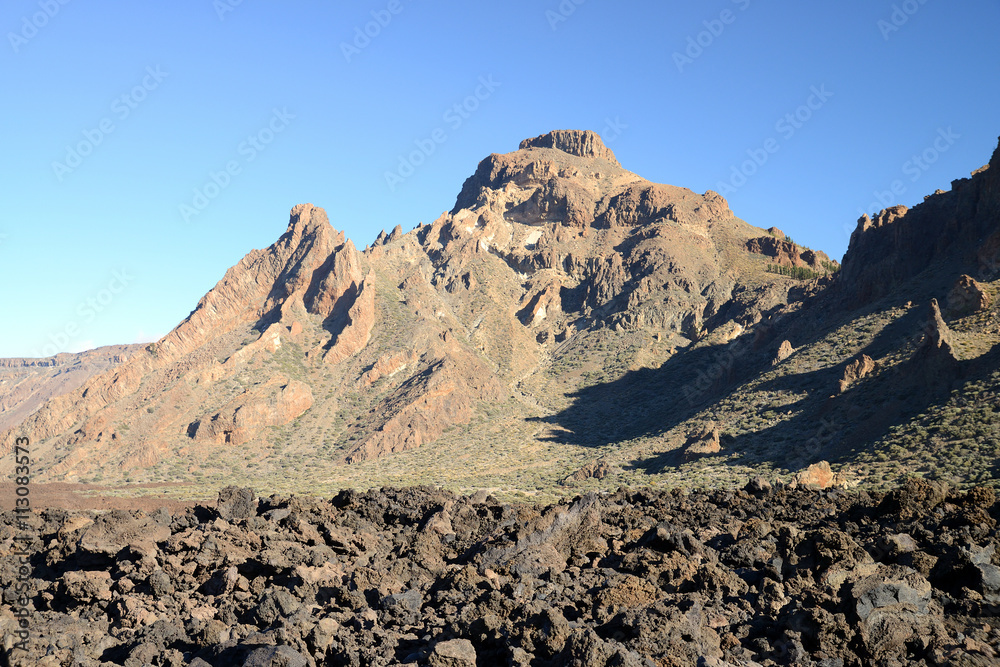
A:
3,484,999,666
217,486,259,521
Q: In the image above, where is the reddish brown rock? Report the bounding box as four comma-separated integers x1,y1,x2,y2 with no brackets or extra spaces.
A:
361,350,418,386
745,235,833,272
0,129,848,482
773,339,795,365
683,421,722,460
189,378,313,446
563,458,617,484
345,354,501,463
946,274,991,317
62,570,113,603
0,345,139,433
303,238,364,319
837,354,878,394
795,461,835,489
322,277,376,365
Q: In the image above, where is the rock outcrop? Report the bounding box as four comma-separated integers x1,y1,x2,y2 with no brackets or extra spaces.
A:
0,127,945,488
562,458,618,484
745,235,833,272
773,339,795,365
518,129,621,166
345,352,503,464
794,460,851,489
837,354,878,394
0,345,139,433
188,378,313,446
946,274,991,317
920,299,956,358
683,421,722,460
838,137,1000,305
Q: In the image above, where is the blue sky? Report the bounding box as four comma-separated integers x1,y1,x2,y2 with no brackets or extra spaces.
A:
1,0,998,358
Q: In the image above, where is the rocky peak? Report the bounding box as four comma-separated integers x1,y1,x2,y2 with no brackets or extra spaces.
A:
451,130,632,214
745,235,833,272
288,202,330,234
518,130,621,167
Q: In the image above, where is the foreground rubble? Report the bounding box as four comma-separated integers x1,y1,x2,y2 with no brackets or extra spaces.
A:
2,479,999,666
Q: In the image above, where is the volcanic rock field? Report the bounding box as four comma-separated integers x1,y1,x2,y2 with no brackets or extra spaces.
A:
3,480,999,666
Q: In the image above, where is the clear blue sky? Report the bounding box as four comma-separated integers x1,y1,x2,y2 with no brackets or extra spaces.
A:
2,0,998,358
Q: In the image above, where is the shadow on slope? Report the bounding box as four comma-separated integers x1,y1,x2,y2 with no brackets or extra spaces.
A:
529,337,774,448
631,312,1000,478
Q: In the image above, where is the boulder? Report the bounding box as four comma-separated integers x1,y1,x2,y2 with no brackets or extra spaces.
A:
946,274,991,317
217,486,258,521
794,461,851,490
563,458,618,484
78,510,171,556
62,570,112,603
242,646,308,667
428,639,477,667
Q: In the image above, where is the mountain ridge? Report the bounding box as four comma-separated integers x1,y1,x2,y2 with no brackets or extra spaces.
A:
5,130,1000,499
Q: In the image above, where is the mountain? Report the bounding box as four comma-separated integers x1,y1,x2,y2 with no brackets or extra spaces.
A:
3,130,999,498
0,346,139,433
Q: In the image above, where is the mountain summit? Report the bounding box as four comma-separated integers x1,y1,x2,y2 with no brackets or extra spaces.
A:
518,129,622,165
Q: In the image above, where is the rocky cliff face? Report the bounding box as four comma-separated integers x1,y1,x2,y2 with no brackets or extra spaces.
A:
838,138,1000,305
745,235,835,272
519,128,622,165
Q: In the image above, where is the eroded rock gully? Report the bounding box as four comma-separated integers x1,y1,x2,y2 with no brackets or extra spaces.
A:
2,479,999,666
